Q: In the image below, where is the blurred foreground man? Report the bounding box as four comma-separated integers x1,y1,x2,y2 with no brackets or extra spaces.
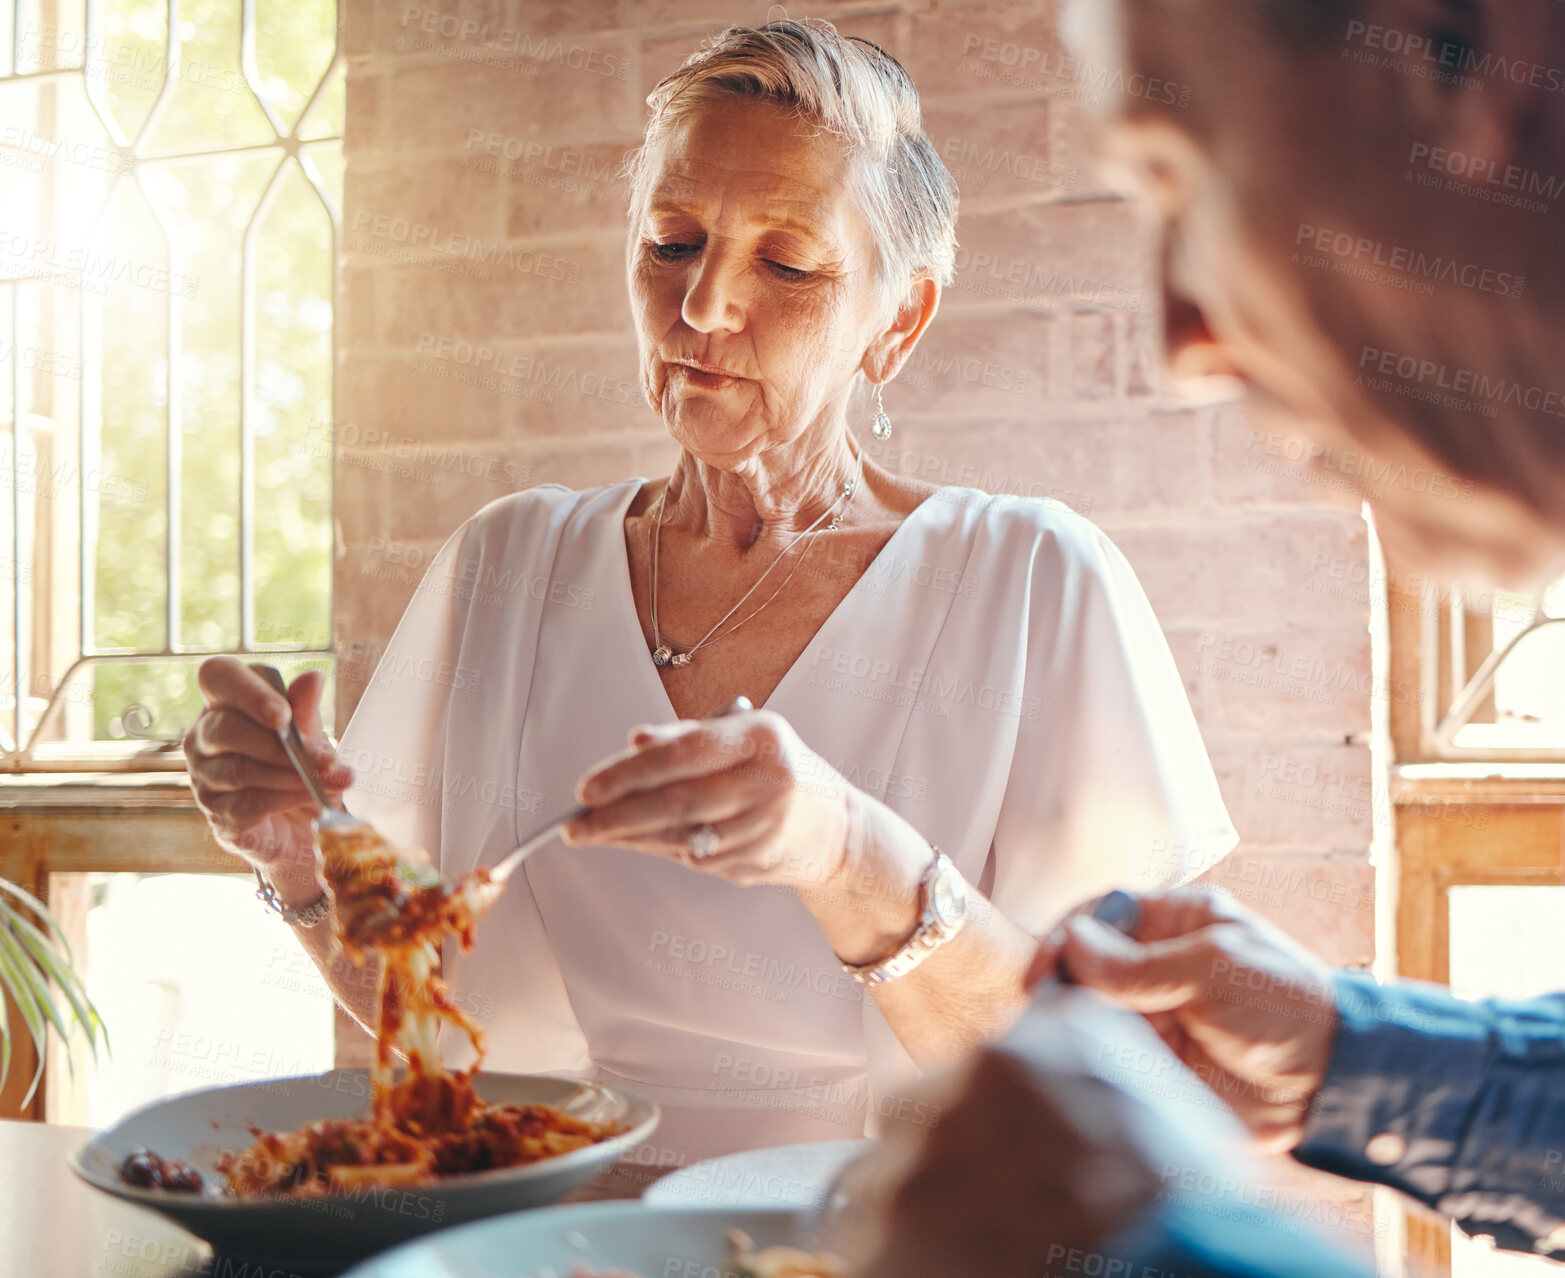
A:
846,0,1565,1274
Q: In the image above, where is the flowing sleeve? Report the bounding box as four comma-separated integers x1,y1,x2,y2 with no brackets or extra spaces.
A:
335,485,593,1075
334,516,476,868
985,503,1237,932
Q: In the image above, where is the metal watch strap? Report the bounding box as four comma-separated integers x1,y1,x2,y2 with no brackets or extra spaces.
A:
840,848,967,987
253,867,332,928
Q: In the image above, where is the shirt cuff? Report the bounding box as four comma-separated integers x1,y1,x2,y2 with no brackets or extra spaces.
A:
1293,970,1491,1205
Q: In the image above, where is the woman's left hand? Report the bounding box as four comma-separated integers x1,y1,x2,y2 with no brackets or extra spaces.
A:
564,707,858,889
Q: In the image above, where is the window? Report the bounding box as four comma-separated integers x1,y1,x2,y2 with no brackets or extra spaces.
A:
46,870,336,1127
1,0,340,771
1388,561,1565,1276
0,0,342,1122
1410,576,1565,761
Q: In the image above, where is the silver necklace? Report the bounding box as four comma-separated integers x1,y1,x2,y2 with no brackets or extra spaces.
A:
649,446,865,667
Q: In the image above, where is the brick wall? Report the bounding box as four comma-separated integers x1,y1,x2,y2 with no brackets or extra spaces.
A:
335,1,1377,1246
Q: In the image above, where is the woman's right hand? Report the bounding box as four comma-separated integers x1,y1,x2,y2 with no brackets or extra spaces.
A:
184,658,352,894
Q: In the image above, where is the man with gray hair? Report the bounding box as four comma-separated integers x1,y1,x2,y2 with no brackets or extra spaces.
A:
844,0,1565,1274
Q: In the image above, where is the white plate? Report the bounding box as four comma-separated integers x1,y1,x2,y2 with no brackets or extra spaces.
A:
645,1140,871,1212
70,1069,659,1273
340,1201,805,1277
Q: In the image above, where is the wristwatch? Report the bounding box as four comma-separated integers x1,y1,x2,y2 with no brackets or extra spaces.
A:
840,848,969,986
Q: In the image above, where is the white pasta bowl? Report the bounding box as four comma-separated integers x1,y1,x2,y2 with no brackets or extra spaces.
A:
70,1069,660,1273
338,1201,809,1277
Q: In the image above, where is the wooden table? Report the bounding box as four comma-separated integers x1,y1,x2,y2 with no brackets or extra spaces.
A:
1,1120,214,1278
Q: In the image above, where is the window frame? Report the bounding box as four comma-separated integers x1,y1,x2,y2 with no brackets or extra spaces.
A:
1398,578,1565,763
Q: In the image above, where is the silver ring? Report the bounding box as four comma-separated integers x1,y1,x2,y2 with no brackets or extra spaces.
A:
687,823,720,860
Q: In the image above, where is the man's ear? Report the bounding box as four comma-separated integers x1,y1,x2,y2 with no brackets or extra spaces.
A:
862,275,940,383
1369,0,1558,168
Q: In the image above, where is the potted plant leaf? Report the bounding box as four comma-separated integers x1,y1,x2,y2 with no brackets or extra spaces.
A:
0,876,109,1108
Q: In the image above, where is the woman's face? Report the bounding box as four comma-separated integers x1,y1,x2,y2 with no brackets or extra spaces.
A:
629,98,893,469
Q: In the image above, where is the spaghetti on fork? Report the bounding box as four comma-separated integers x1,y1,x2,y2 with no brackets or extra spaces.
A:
219,826,613,1198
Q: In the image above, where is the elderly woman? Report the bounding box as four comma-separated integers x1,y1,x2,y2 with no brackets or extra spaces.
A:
185,20,1234,1175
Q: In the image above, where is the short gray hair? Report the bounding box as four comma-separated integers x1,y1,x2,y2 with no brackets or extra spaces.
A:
625,18,959,302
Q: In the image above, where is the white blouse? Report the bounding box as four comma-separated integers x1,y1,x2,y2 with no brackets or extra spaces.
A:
338,480,1236,1177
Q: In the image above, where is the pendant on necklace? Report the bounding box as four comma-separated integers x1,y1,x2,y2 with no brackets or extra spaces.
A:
652,645,674,667
669,652,692,667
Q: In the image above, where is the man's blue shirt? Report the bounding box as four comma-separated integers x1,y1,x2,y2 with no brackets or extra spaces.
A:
1295,971,1565,1259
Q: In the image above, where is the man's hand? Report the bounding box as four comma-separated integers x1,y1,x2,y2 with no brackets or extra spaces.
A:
833,1040,1165,1278
1027,889,1340,1150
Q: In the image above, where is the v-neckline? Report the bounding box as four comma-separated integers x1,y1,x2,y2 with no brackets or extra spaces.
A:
608,478,944,721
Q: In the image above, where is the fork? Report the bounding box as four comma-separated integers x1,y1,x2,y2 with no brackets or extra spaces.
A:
254,664,370,841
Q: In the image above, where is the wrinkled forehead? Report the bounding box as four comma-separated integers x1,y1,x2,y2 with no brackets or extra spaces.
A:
638,101,857,221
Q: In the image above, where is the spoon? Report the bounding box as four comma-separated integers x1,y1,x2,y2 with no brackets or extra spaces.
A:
257,664,753,923
476,693,756,898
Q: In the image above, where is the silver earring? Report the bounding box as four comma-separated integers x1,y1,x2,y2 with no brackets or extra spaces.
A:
871,383,892,441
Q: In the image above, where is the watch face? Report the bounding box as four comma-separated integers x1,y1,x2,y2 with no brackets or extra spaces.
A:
929,868,968,929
